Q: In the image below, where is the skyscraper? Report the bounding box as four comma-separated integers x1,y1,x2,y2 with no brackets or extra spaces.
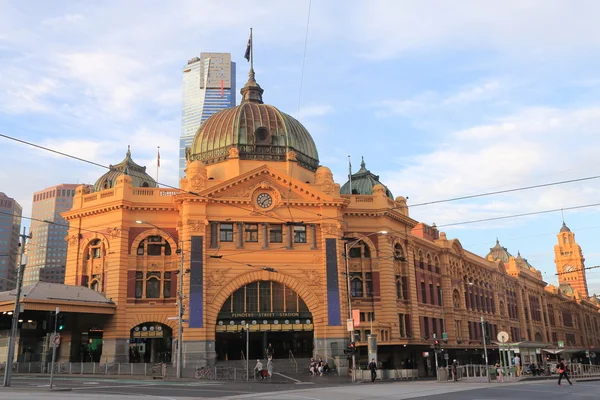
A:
23,184,78,285
0,192,22,291
179,52,236,178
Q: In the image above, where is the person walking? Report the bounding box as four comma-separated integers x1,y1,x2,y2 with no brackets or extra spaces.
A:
267,358,273,378
452,360,458,382
495,363,503,383
368,358,377,383
557,359,572,386
266,343,274,360
513,354,521,377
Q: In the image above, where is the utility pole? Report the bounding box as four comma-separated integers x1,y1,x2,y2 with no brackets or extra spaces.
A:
49,307,59,389
176,244,184,379
344,242,356,382
481,316,490,383
245,323,249,381
3,228,31,387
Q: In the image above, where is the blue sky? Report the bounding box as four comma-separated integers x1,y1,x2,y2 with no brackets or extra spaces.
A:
2,1,600,293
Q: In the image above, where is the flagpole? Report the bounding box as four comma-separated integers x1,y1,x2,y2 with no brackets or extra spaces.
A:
348,155,352,195
156,146,160,187
250,28,253,72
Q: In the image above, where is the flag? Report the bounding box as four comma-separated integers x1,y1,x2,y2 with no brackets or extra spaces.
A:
157,147,160,167
244,30,252,61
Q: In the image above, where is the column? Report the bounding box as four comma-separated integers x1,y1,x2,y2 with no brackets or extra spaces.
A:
209,222,218,248
236,222,243,249
286,225,293,250
405,241,421,341
310,224,317,250
515,287,528,341
378,236,401,340
261,223,269,249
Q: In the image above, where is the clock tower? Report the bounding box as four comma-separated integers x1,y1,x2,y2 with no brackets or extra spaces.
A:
554,222,588,298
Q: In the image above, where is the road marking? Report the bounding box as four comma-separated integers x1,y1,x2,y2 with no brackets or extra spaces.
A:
273,372,301,383
83,382,100,385
494,386,598,397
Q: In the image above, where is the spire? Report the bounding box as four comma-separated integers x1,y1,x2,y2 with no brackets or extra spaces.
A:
361,156,366,169
241,28,264,103
560,221,571,233
496,237,499,245
126,145,131,158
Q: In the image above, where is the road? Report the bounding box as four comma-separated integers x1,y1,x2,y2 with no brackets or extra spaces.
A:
0,376,598,399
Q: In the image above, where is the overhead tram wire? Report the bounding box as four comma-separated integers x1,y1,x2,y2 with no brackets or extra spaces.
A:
296,0,312,120
0,133,294,225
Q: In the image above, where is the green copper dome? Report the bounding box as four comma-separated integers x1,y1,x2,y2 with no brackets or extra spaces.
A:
188,69,319,171
340,157,393,199
93,147,157,192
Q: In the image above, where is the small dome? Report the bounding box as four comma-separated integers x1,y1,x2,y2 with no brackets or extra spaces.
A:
94,147,157,192
560,222,571,232
486,238,512,263
340,157,393,199
315,166,333,177
188,69,319,171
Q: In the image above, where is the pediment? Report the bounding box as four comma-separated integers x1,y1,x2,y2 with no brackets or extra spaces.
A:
198,165,336,205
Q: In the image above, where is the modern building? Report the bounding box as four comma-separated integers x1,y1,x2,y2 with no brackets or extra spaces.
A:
0,66,599,376
0,192,22,291
23,184,78,285
179,52,236,178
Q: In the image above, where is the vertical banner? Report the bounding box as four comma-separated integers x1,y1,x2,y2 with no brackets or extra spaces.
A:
189,236,204,328
325,238,341,326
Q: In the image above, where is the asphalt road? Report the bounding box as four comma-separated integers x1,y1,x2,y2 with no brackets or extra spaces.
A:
1,376,598,399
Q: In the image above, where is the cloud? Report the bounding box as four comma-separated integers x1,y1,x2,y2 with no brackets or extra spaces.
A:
298,104,333,118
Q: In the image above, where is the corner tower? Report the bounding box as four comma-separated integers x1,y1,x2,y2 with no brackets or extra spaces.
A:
554,222,588,298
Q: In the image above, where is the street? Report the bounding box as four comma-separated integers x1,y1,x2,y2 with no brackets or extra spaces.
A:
2,376,598,399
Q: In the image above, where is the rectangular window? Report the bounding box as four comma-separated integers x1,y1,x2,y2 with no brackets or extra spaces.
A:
437,285,442,306
423,316,430,339
456,320,462,339
349,247,361,258
245,224,258,242
293,226,307,243
396,275,404,299
163,272,171,298
269,224,283,243
350,272,363,297
420,282,427,304
146,272,161,298
429,283,435,305
135,272,143,298
219,223,234,242
399,314,406,337
365,272,373,297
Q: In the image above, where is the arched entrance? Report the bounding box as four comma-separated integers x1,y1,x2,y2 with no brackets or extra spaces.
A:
216,280,313,361
130,322,172,363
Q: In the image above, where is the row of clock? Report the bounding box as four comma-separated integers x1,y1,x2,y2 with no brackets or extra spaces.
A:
218,319,311,326
133,325,163,332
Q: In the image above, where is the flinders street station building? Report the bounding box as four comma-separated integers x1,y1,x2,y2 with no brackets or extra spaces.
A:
1,68,600,377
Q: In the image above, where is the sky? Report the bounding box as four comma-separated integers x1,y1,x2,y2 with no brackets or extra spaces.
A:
2,1,600,293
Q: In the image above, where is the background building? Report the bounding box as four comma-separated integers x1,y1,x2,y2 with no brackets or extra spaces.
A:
23,184,78,285
179,52,236,178
0,192,22,291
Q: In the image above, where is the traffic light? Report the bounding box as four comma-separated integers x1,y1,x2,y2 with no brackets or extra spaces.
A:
344,342,358,359
433,339,441,352
57,314,65,331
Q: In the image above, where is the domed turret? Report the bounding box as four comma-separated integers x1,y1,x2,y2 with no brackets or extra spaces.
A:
340,157,393,199
187,68,319,171
93,146,157,192
560,222,571,232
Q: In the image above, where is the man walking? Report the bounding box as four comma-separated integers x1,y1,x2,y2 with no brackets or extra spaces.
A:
368,358,377,383
557,359,572,386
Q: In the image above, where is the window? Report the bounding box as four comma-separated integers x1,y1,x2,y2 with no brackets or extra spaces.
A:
269,224,283,243
220,223,234,242
90,280,99,291
163,272,172,298
135,272,143,298
398,314,407,337
293,226,307,243
245,224,258,242
137,241,145,255
437,285,442,306
429,283,435,305
396,276,404,299
146,235,170,256
365,272,373,296
350,272,363,297
420,282,427,303
349,247,361,258
146,272,161,298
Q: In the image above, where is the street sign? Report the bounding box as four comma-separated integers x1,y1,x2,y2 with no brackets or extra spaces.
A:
558,341,565,348
51,334,60,347
591,352,596,359
442,333,448,340
346,319,354,332
586,350,590,358
497,331,509,343
444,353,449,360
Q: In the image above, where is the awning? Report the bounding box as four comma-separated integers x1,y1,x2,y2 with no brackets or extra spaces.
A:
542,349,565,354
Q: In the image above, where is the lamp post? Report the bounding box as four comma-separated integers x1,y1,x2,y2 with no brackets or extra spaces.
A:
3,228,31,387
136,220,184,378
342,230,387,382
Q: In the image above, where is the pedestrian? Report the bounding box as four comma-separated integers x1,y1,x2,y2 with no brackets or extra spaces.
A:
495,363,503,383
267,358,273,378
266,343,274,360
513,354,521,377
557,359,572,386
368,358,377,383
452,359,458,382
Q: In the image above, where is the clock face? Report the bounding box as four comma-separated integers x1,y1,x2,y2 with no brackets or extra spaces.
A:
257,193,273,208
564,265,576,273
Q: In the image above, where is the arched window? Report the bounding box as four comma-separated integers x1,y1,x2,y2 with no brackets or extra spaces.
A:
427,254,432,271
142,182,149,187
146,272,161,298
90,280,100,292
434,257,440,274
394,243,405,262
350,273,363,297
136,236,172,256
88,239,103,259
419,252,424,269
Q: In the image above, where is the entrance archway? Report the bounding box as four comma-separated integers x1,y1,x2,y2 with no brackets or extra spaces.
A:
215,280,313,361
130,322,172,363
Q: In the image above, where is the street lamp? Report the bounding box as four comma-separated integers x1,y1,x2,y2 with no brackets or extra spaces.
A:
341,230,387,382
136,220,184,378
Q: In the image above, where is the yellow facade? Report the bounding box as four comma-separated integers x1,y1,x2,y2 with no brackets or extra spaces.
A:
60,70,600,370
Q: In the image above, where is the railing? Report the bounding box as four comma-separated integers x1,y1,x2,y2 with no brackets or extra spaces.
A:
289,350,298,373
3,361,249,381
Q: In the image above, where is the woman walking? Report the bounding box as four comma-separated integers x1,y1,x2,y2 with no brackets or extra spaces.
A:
557,359,572,386
267,358,273,379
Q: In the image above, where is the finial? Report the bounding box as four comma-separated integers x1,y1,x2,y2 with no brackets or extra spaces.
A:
127,145,131,157
361,156,366,169
496,237,499,245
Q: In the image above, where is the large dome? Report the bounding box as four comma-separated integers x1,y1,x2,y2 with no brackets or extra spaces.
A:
341,157,393,199
93,147,157,192
187,70,319,171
